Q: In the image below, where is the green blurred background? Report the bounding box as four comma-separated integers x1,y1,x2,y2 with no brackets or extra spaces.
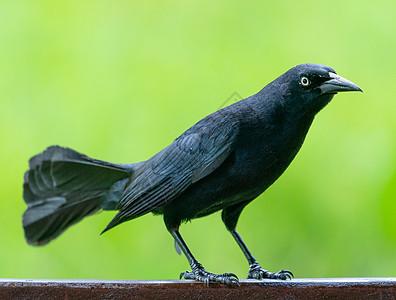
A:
1,1,395,280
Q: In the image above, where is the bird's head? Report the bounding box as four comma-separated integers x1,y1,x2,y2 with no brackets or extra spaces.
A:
277,63,362,115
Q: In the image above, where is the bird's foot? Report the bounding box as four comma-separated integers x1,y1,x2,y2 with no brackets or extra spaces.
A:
247,262,293,280
180,262,239,286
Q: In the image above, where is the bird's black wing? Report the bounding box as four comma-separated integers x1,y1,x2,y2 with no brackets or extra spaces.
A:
103,113,239,231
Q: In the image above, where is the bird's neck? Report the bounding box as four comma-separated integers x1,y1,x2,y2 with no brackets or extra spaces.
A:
246,88,316,132
240,90,316,157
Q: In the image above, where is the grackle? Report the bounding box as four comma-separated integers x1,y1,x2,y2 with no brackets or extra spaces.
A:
23,64,362,285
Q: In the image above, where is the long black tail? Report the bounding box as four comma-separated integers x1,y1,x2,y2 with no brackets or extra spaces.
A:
23,146,132,245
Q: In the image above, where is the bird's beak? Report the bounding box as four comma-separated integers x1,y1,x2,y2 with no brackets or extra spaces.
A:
319,72,362,94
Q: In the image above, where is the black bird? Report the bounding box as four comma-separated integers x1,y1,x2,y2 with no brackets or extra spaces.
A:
23,64,362,285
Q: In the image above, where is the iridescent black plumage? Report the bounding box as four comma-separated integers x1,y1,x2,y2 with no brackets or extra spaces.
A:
23,64,361,284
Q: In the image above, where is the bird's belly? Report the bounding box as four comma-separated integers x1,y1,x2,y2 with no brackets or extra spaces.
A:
161,129,306,229
163,151,290,224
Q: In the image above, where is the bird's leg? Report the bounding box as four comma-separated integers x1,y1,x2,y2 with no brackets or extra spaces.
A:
230,229,293,280
170,230,239,286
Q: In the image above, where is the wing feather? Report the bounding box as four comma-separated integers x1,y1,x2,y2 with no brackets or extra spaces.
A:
103,114,239,232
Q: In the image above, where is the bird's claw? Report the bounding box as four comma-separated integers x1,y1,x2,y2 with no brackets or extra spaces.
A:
180,264,239,286
247,262,293,280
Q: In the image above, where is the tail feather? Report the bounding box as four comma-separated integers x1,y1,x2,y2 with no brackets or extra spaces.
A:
23,146,131,245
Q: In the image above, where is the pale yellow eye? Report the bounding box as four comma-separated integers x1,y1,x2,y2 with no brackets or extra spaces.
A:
300,76,310,86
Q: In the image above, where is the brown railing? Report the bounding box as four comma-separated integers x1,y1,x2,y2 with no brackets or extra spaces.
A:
1,278,395,299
